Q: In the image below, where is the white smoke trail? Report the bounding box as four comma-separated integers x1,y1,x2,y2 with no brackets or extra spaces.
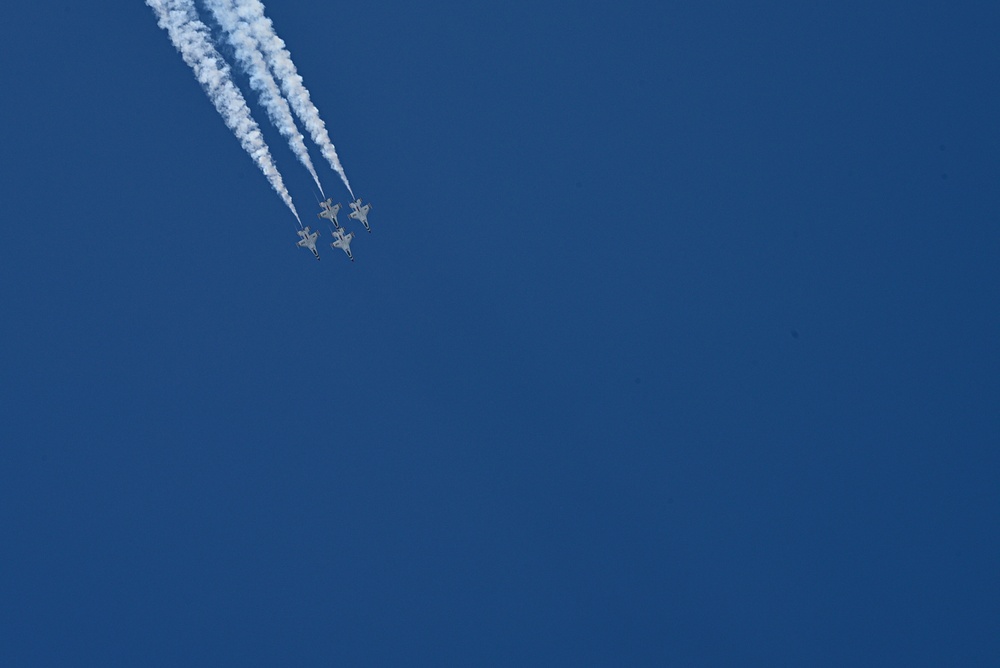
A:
145,0,302,225
233,0,355,199
203,0,324,196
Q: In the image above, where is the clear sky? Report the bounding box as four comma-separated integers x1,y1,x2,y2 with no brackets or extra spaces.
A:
1,1,998,665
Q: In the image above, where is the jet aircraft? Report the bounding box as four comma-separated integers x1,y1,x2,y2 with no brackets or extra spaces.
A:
348,198,372,233
317,199,341,228
331,227,355,261
296,226,321,260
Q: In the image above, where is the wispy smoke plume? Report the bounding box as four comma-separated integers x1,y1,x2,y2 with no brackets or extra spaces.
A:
145,0,301,224
203,0,324,195
234,0,355,198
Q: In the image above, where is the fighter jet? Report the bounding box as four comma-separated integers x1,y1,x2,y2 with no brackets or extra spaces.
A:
331,226,355,261
317,199,341,228
296,226,321,260
348,198,372,233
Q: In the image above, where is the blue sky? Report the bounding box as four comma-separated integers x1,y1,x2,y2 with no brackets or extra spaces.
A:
1,1,998,665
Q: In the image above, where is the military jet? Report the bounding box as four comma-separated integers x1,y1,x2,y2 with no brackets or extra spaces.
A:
317,199,341,228
331,226,355,261
296,226,321,260
348,198,372,233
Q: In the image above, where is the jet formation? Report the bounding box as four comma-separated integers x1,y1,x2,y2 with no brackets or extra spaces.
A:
146,0,368,265
299,197,371,261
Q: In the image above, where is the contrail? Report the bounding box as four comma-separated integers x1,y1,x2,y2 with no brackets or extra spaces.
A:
203,0,325,196
233,0,355,199
145,0,302,226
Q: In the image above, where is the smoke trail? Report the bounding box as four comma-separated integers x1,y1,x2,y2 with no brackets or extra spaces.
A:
233,0,355,198
145,0,302,225
203,0,324,196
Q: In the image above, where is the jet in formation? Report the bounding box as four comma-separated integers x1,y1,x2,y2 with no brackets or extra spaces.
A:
317,199,341,228
296,226,321,260
331,227,355,261
348,198,372,233
298,198,371,261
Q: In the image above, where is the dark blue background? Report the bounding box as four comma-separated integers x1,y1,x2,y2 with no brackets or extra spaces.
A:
1,1,998,665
